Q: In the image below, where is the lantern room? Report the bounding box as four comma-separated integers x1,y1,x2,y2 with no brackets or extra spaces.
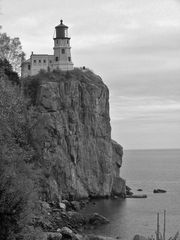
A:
54,20,69,39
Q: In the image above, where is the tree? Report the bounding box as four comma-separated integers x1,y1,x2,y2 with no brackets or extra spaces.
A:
0,62,44,240
0,31,25,75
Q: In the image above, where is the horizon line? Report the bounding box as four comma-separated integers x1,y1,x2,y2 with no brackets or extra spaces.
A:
124,148,180,151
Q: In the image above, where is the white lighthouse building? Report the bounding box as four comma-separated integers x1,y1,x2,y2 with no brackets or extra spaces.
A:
53,20,73,71
21,20,74,77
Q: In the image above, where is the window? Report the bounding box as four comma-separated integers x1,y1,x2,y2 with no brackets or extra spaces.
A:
56,40,58,44
62,49,65,54
49,60,52,63
55,57,58,61
34,60,36,64
68,57,71,62
43,59,46,63
39,59,41,63
67,40,69,44
28,65,31,70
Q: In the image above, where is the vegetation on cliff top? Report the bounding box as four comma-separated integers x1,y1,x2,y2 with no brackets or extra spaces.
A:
23,67,103,106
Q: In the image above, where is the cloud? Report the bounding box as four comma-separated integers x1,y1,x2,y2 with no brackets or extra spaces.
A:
1,0,180,149
110,95,180,120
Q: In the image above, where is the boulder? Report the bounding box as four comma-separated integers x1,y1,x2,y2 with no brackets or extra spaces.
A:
88,213,110,225
46,232,62,240
41,201,51,210
126,185,132,191
35,216,52,232
78,199,89,209
59,202,66,211
125,186,133,196
111,195,118,199
40,201,51,215
61,226,74,238
86,234,116,240
133,235,147,240
126,194,147,198
111,177,126,197
71,201,81,211
62,200,72,210
67,211,86,225
74,234,84,240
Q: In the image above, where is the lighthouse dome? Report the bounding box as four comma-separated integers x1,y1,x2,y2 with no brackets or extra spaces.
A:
54,20,69,39
55,19,68,29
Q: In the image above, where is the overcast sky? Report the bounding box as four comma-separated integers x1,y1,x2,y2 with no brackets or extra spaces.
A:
1,0,180,149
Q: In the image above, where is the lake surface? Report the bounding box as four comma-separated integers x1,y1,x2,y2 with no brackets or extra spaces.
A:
81,149,180,240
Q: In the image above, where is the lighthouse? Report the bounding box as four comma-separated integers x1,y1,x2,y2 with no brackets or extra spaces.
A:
21,19,74,77
53,20,74,71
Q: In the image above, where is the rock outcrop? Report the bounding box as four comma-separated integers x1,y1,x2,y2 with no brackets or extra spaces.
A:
30,69,125,201
88,213,110,225
111,140,126,197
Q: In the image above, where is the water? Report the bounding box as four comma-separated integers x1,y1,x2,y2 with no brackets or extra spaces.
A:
81,149,180,240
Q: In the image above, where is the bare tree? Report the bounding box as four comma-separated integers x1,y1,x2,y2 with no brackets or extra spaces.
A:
0,31,25,75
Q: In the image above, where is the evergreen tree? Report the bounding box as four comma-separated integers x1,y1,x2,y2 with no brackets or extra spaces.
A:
0,58,20,85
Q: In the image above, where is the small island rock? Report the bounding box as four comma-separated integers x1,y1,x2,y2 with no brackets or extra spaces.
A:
153,189,167,193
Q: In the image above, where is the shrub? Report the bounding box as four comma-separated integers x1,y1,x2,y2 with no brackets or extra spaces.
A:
0,58,20,85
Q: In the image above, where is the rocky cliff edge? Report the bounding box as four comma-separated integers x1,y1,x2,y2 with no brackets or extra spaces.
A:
28,69,125,201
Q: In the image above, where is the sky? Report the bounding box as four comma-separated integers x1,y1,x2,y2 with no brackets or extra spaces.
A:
0,0,180,150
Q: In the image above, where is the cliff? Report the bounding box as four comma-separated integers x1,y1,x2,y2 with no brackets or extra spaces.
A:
27,69,125,201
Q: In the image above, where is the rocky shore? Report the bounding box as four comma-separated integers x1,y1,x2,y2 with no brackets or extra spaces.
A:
38,197,121,240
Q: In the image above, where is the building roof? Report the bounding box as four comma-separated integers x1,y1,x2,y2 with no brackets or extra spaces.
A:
31,54,54,57
23,59,30,63
22,54,54,65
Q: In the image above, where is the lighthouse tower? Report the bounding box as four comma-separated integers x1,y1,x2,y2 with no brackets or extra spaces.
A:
53,20,73,71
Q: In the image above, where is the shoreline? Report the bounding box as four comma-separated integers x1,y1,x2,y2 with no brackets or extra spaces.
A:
41,196,125,240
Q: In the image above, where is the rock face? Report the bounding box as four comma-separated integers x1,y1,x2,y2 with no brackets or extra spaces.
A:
111,140,126,197
31,69,125,201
